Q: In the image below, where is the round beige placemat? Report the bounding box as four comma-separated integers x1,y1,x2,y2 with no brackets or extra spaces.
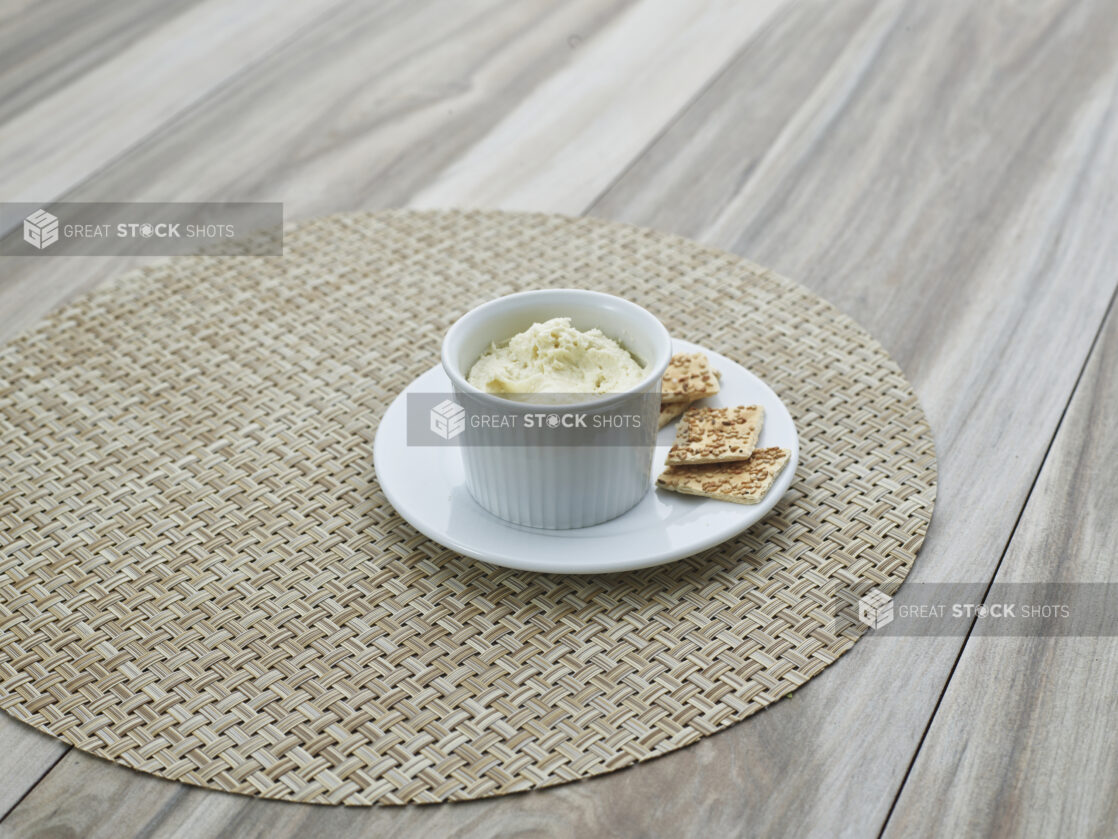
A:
0,210,935,805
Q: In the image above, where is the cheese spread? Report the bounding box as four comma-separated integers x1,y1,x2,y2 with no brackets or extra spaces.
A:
466,317,646,396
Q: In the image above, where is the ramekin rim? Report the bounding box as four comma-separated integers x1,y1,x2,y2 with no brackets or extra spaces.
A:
440,288,672,410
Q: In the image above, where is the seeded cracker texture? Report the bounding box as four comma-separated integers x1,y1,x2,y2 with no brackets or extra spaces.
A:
658,360,721,429
657,447,791,504
661,353,720,403
666,405,764,465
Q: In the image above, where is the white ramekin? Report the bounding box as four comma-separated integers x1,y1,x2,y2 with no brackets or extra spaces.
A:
441,289,672,529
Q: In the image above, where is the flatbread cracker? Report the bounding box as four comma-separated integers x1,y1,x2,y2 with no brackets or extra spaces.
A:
656,446,791,505
658,370,721,429
661,353,720,403
666,405,763,465
658,400,691,429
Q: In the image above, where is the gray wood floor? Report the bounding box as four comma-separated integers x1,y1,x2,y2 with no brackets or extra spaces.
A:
1,0,1116,836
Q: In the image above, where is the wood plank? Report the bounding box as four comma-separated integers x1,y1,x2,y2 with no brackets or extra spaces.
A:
0,0,199,127
0,720,65,819
882,297,1118,838
0,0,354,215
409,0,792,214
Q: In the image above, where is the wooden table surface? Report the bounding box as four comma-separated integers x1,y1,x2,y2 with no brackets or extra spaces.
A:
1,1,1116,836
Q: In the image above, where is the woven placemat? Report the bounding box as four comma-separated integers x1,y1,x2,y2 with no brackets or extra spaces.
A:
0,210,935,804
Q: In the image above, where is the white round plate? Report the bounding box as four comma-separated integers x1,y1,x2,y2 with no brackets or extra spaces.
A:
373,340,798,574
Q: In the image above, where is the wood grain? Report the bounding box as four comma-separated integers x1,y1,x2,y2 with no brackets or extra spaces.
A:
410,0,792,214
1,0,1117,835
881,295,1118,838
0,0,352,213
0,0,196,127
0,718,64,818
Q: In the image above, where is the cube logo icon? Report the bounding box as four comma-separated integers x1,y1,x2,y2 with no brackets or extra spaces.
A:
430,398,465,440
23,209,59,250
858,589,894,629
